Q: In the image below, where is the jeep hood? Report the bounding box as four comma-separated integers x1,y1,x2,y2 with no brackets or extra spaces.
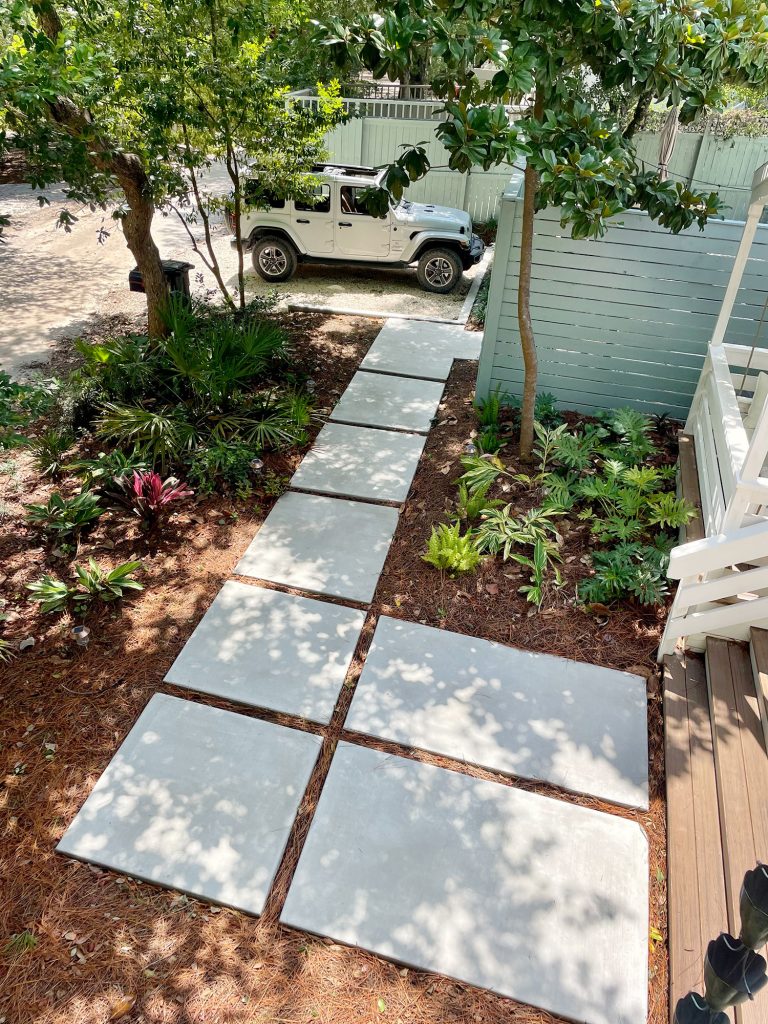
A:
394,200,472,234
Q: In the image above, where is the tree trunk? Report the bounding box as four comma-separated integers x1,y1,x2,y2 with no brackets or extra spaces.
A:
624,92,651,140
517,88,544,463
32,0,167,336
117,165,168,337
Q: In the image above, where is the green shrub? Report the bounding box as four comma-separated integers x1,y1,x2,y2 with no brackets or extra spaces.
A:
475,504,562,561
578,540,672,606
27,559,144,613
63,300,311,474
188,441,259,497
422,522,482,574
455,479,502,521
27,429,74,478
25,490,103,538
70,449,149,489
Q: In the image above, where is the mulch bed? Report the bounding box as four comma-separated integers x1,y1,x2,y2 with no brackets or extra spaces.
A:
2,324,667,1024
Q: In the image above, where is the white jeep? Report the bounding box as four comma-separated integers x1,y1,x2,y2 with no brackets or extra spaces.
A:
229,163,485,293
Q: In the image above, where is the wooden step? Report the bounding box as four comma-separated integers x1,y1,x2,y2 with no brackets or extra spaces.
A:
706,638,768,1024
664,653,729,1019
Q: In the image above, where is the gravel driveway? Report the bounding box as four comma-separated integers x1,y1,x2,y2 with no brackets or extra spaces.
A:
0,181,488,376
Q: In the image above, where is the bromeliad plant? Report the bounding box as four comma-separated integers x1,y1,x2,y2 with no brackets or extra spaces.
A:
107,470,193,524
27,559,144,614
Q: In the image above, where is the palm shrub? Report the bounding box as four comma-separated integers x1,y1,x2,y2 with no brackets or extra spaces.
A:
27,429,74,478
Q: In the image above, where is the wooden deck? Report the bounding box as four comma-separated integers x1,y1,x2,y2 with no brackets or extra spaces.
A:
664,637,768,1023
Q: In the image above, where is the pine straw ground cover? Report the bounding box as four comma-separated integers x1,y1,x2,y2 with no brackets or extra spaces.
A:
2,324,666,1024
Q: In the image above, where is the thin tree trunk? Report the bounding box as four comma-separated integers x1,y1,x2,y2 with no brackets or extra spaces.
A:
624,92,651,140
517,87,544,463
117,164,168,337
32,0,168,336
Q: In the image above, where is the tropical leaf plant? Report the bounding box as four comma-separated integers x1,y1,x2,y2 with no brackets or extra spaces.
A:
25,490,104,537
107,470,193,523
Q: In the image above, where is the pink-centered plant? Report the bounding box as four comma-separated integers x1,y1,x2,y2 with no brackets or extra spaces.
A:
118,470,193,523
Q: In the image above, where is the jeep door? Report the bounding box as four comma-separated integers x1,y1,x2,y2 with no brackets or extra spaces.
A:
292,184,334,256
335,185,391,258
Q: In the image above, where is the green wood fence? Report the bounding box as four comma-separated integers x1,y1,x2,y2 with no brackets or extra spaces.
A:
317,105,768,224
476,178,768,419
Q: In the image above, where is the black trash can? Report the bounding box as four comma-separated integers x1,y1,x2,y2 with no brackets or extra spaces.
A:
128,259,194,298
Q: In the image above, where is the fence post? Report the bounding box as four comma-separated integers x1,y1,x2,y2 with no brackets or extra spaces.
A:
475,179,522,400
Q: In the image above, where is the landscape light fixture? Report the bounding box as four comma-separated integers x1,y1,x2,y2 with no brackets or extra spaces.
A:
249,458,265,475
71,625,91,647
674,865,768,1022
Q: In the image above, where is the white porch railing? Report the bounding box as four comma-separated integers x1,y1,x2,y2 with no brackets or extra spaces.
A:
288,87,445,121
659,161,768,658
659,344,768,656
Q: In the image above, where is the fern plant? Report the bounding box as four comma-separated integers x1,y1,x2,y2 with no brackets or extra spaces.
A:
422,522,482,574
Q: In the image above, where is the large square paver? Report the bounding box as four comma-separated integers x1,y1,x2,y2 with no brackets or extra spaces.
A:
235,491,398,604
330,371,444,434
164,582,365,723
57,694,321,915
291,422,426,503
346,617,648,809
282,742,648,1024
360,319,481,381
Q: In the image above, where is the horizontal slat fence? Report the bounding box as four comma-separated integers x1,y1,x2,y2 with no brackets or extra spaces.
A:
477,181,768,418
310,95,768,223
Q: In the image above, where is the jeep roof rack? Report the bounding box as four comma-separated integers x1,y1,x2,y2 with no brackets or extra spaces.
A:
311,163,379,178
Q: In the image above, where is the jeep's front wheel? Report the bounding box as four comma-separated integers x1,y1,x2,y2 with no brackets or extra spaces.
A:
252,236,297,283
416,247,463,293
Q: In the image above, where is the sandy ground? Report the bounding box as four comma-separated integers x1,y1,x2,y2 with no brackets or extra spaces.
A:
0,181,487,377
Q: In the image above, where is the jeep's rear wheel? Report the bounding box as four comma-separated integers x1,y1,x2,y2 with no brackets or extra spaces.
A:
252,236,297,282
416,247,463,293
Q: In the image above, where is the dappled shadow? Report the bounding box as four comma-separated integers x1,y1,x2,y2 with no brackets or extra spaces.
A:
345,615,649,810
281,742,649,1024
330,370,445,433
164,580,365,723
361,318,481,380
56,694,322,915
291,421,425,503
234,491,399,604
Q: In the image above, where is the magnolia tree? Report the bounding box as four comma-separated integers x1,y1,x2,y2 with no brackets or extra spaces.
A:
318,0,768,458
0,0,340,333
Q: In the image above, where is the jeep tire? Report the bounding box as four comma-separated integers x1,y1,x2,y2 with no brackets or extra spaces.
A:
416,247,463,293
252,236,298,282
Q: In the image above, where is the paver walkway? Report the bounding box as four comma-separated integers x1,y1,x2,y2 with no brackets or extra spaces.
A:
58,317,649,1024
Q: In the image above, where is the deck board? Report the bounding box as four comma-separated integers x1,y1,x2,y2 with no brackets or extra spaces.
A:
706,641,768,1024
665,655,707,1008
663,643,768,1022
